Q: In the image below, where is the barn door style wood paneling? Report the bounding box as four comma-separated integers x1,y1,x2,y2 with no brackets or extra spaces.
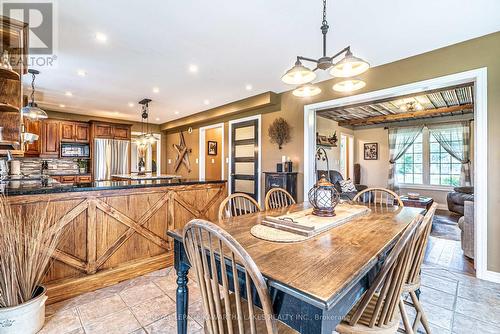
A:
231,119,259,200
8,183,227,304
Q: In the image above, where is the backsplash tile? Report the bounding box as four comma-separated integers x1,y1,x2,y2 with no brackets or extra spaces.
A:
19,158,80,175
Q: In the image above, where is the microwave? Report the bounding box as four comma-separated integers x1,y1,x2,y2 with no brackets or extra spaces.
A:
60,143,90,158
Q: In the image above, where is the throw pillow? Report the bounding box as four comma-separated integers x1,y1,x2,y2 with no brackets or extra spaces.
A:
339,179,357,193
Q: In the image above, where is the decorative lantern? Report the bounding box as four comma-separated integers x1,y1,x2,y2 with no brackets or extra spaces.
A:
308,174,340,217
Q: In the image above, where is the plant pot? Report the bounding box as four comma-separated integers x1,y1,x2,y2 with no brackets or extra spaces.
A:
79,167,86,174
0,286,47,334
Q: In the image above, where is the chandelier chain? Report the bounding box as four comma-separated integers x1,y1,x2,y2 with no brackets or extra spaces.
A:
322,0,328,27
30,72,36,104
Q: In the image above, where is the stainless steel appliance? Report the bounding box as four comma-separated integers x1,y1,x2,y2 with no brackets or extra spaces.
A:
60,143,90,158
93,139,130,181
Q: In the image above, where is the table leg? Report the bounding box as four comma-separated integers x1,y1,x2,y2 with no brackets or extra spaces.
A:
176,261,189,334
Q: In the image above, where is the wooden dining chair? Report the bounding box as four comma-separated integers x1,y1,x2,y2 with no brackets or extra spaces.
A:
336,213,424,334
264,188,296,210
218,193,261,223
182,219,298,334
399,203,438,333
352,187,404,207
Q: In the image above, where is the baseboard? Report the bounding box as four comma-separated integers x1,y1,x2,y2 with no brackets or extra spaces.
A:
45,253,173,304
479,269,500,284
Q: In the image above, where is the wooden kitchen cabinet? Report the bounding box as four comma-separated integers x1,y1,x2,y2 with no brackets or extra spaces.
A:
112,125,130,140
77,175,91,183
60,121,89,143
90,121,131,140
60,175,76,184
41,120,60,157
23,118,41,156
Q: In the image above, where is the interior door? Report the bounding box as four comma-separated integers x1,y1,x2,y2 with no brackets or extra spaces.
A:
231,119,258,200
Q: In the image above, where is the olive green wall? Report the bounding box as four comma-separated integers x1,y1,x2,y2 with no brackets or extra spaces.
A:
162,32,500,272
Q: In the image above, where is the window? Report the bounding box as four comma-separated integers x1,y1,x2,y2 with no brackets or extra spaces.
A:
396,127,463,188
396,133,423,185
429,134,461,187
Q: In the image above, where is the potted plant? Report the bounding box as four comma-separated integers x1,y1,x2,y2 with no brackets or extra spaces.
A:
76,159,87,174
0,196,63,334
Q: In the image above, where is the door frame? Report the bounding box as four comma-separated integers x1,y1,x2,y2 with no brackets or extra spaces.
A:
228,114,262,204
303,68,494,282
198,123,225,180
339,132,354,180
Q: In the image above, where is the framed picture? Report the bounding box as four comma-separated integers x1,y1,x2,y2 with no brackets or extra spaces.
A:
207,141,217,155
364,143,378,160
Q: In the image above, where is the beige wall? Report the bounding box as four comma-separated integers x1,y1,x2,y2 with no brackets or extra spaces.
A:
205,127,222,180
161,32,500,272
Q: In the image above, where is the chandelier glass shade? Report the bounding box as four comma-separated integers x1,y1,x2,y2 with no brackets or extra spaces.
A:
332,79,366,93
22,69,48,119
282,0,370,97
281,60,316,85
330,51,370,78
292,84,322,97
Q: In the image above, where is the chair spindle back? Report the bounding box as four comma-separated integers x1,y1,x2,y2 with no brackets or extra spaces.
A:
352,187,404,207
264,188,296,210
218,193,261,223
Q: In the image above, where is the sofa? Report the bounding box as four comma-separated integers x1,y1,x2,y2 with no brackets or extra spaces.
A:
447,186,474,215
316,170,368,200
458,201,474,259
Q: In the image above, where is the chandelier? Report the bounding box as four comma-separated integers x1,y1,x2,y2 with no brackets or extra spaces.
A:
281,0,370,97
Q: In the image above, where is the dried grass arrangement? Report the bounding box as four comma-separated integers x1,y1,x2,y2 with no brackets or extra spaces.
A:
0,196,62,308
268,117,291,149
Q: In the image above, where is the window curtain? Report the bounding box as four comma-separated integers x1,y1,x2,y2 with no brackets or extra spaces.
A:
388,125,424,190
428,121,472,186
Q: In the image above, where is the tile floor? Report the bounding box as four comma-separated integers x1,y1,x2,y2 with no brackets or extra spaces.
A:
41,264,500,334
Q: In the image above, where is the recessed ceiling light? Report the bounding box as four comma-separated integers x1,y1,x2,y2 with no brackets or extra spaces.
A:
152,87,160,93
245,84,253,91
95,32,107,43
77,70,87,77
174,111,179,115
203,99,210,105
128,102,134,107
59,104,65,108
188,64,198,73
155,117,160,121
65,91,73,97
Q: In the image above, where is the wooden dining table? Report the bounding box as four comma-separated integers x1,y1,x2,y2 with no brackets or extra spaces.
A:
167,202,423,334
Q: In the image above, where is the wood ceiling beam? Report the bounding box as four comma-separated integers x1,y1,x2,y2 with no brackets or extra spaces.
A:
338,103,474,127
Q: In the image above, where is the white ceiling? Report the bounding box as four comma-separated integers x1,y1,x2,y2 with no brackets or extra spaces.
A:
23,0,500,124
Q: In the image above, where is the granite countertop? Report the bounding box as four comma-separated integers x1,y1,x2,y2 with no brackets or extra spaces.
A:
111,173,181,180
1,178,226,196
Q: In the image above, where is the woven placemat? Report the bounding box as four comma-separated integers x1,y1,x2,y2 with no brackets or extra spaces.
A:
251,204,371,243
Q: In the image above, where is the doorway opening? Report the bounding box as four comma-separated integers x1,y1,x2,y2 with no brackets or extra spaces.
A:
131,132,161,175
199,123,225,180
303,68,491,281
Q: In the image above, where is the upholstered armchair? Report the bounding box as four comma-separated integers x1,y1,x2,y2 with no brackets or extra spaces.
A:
458,201,474,259
447,186,474,215
316,170,368,200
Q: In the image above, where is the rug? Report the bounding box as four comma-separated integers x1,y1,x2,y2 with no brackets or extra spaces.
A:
431,210,461,241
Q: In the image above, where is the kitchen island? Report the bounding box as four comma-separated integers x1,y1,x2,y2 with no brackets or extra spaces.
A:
4,178,227,304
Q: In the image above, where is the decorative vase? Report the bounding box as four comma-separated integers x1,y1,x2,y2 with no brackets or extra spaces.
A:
0,286,47,334
79,167,86,174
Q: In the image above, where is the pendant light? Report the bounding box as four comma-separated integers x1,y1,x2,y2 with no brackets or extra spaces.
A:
138,98,155,145
281,0,370,96
332,79,366,93
21,69,48,119
292,84,322,97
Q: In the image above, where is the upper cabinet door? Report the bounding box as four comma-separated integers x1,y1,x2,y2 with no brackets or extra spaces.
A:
94,123,113,138
23,118,41,156
75,123,89,142
60,121,76,142
41,120,60,157
112,126,130,140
